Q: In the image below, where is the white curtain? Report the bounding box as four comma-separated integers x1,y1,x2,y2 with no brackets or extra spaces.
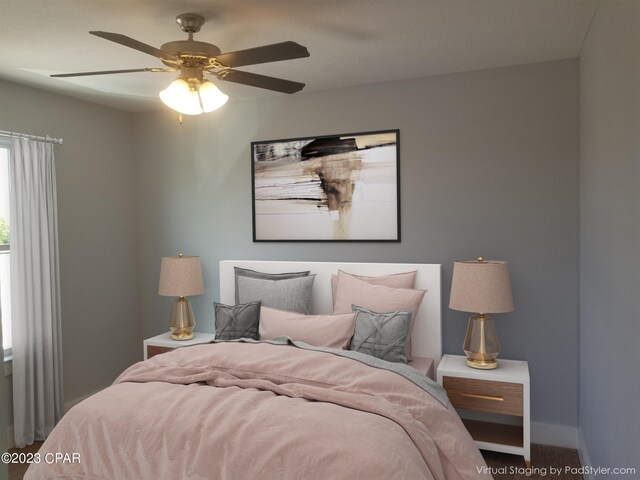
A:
0,300,8,480
9,137,63,448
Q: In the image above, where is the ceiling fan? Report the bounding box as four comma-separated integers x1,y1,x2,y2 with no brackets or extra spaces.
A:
51,13,310,115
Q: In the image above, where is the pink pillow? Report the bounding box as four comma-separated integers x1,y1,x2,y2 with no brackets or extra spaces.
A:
259,306,357,350
330,270,417,307
332,270,426,360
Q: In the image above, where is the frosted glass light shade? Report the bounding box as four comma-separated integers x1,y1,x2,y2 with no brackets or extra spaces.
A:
159,78,228,115
159,79,202,115
199,80,229,112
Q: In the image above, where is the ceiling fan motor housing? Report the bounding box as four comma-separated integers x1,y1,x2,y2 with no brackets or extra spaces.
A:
176,13,205,33
160,40,222,68
160,14,222,69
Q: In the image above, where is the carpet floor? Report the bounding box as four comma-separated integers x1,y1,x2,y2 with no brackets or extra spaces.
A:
7,442,42,480
10,442,582,479
482,444,583,479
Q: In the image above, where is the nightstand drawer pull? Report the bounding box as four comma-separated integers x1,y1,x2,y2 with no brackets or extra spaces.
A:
461,393,504,402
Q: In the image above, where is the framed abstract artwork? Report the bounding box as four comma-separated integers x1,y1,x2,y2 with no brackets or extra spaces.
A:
251,129,400,242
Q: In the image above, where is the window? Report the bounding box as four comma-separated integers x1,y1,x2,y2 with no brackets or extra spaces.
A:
0,141,10,358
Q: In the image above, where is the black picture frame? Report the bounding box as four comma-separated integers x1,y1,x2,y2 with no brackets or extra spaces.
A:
251,129,400,242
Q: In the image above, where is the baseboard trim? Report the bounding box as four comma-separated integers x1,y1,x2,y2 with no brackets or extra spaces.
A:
531,422,578,449
5,389,102,449
577,428,594,480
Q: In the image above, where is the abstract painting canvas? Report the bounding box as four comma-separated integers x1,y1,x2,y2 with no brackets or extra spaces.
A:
251,130,400,242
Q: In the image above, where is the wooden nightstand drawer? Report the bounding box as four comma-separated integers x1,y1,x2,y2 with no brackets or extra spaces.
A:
443,376,523,416
147,345,174,359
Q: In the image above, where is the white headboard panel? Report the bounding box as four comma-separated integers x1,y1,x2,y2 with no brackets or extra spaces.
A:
220,260,442,367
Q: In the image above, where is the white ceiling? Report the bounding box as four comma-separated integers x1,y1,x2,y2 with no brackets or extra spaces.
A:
0,0,598,112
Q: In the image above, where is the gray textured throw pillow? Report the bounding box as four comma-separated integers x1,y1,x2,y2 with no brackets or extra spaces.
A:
234,267,310,304
350,305,411,363
214,301,261,340
236,275,316,314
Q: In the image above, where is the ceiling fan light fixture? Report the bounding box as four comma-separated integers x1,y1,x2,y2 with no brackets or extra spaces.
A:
159,77,228,115
198,80,229,113
159,78,201,115
53,14,309,110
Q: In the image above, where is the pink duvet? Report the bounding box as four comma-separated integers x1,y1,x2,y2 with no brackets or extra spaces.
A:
25,341,490,479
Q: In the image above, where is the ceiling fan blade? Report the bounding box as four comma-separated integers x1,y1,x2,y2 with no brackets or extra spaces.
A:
51,68,173,78
215,69,305,94
90,31,179,63
214,41,309,68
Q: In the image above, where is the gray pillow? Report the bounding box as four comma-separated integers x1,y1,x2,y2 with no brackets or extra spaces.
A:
214,301,261,340
236,275,316,314
234,267,310,304
349,305,411,363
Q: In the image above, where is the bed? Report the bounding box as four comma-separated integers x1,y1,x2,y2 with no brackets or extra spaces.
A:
25,260,489,480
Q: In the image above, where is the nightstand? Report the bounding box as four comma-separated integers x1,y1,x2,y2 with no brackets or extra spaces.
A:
437,354,530,466
143,332,216,360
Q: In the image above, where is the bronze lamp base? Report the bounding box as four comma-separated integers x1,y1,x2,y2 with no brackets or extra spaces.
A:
463,313,499,369
169,296,196,340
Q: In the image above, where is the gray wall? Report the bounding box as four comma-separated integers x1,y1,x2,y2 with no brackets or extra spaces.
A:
0,79,139,409
134,59,579,428
579,1,640,473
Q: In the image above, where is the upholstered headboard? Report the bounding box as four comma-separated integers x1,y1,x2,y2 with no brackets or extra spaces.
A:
219,260,442,367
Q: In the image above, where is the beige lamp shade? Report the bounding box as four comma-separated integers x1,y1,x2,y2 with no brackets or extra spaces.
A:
158,255,205,297
449,259,514,314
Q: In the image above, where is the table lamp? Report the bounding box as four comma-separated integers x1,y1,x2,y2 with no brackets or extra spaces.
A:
158,254,205,340
449,257,514,369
